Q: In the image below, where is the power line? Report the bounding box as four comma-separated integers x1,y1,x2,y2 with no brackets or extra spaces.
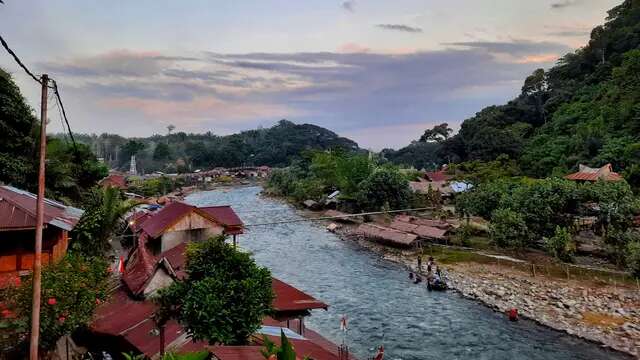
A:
244,207,435,227
51,80,77,152
0,34,41,84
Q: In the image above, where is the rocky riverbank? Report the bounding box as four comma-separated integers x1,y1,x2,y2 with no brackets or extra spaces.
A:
333,230,640,358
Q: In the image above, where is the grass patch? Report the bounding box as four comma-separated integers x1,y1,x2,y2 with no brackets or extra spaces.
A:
422,247,491,264
581,311,626,328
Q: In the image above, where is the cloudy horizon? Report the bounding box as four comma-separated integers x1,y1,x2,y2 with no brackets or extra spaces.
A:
0,0,620,150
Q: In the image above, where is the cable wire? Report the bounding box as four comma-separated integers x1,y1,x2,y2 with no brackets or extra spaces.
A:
0,34,41,84
51,80,78,152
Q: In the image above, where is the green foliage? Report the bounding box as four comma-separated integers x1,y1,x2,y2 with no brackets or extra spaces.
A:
419,123,453,143
71,187,136,257
61,120,360,173
153,142,172,161
0,69,106,203
489,208,530,248
155,236,273,345
625,239,640,278
128,176,183,197
260,330,309,360
544,226,576,262
419,2,640,180
449,155,520,184
0,254,109,352
381,141,442,170
356,167,412,211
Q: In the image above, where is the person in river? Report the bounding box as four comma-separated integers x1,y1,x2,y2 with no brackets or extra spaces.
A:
408,272,414,280
417,255,422,272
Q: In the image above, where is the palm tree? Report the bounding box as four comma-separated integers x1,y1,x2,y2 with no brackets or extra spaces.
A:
71,187,138,257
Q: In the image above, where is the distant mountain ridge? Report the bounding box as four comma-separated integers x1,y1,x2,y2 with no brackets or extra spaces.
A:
64,120,360,173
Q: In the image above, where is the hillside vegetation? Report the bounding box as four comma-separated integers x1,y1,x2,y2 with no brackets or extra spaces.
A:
65,120,359,174
385,0,640,190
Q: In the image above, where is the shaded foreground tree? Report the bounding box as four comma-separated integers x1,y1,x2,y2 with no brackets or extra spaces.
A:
71,187,137,257
0,254,110,356
155,236,273,345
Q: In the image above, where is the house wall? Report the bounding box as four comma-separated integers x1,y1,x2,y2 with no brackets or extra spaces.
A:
143,268,175,297
159,212,224,252
160,227,223,252
0,227,65,273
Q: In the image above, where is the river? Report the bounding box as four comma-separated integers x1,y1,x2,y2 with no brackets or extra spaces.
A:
186,186,628,360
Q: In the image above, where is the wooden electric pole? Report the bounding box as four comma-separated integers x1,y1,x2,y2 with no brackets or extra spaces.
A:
29,73,48,360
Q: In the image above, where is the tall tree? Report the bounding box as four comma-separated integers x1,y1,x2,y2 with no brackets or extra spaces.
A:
155,236,273,345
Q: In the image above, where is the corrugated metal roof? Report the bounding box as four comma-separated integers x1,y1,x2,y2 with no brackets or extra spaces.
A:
425,170,450,182
565,172,624,182
199,206,244,227
0,185,83,231
272,278,328,312
565,163,624,182
122,233,158,296
141,201,196,238
139,202,244,238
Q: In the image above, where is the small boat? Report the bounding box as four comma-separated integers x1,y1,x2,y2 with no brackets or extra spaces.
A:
427,279,448,291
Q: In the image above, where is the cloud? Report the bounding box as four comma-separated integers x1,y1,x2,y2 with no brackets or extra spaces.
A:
444,40,569,63
550,0,582,9
544,25,591,37
376,24,423,33
341,0,355,12
38,39,566,147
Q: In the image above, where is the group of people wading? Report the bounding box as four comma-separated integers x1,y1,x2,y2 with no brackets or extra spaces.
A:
409,255,447,291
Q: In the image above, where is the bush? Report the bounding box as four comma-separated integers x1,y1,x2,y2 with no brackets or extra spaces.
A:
155,236,273,345
356,168,412,211
0,254,109,353
544,226,576,262
605,229,640,267
489,208,529,248
626,240,640,278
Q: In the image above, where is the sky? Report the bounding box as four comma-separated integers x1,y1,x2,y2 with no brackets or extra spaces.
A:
0,0,621,150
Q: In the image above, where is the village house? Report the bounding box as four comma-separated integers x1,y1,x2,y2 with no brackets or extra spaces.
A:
88,203,341,360
565,163,624,182
0,185,82,280
131,201,244,255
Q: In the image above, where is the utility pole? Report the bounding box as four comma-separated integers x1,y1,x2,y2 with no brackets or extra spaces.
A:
30,73,48,360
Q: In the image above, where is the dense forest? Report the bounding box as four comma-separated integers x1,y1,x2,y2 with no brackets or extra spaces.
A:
61,120,359,174
384,0,640,189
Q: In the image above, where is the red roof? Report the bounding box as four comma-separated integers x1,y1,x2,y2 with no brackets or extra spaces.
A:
565,163,624,182
209,346,265,360
128,211,152,233
272,278,328,312
99,174,127,189
139,202,244,238
92,289,206,358
0,185,83,231
122,233,158,296
141,201,197,238
199,206,244,227
424,170,450,182
160,242,188,280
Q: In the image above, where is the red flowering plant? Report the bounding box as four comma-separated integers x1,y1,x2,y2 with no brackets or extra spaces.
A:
0,254,109,355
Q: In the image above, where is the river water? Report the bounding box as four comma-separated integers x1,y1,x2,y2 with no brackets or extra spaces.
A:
186,186,628,360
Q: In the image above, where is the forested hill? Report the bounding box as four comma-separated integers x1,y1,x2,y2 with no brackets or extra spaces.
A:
67,120,360,173
386,0,640,187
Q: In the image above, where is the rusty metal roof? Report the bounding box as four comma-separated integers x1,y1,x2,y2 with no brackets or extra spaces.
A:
272,278,328,312
0,185,83,231
199,205,244,227
140,201,196,238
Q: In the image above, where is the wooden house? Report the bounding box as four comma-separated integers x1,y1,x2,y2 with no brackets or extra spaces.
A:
0,185,83,275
